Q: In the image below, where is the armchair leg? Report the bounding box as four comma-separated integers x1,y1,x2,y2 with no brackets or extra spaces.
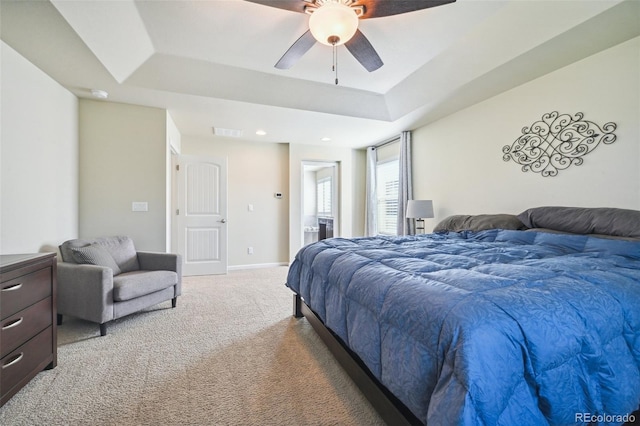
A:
172,297,177,308
57,314,63,325
100,323,107,336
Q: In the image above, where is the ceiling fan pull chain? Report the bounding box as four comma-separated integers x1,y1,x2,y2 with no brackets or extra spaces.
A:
326,34,340,85
333,42,338,85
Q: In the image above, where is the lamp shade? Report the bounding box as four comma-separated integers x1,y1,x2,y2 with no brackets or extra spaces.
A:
406,200,434,219
309,2,359,46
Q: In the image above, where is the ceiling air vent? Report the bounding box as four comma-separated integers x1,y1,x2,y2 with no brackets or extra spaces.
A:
213,127,243,138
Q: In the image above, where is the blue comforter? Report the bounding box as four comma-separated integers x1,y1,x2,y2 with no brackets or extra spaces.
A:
286,230,640,425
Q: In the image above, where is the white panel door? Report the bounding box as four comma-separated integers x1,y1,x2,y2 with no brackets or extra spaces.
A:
176,155,227,276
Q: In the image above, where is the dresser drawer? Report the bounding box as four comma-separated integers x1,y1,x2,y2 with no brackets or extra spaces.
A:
1,298,52,359
1,267,52,319
1,326,53,399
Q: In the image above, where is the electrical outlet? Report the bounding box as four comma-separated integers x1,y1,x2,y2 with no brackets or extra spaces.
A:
247,247,254,255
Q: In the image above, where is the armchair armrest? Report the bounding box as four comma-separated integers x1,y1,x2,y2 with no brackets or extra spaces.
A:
56,262,115,324
137,252,180,272
137,252,182,297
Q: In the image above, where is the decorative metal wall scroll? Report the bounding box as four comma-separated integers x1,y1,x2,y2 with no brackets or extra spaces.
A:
502,111,617,177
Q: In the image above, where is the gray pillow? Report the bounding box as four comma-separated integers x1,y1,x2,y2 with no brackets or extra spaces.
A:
70,245,122,275
517,206,640,238
434,214,526,233
95,236,140,273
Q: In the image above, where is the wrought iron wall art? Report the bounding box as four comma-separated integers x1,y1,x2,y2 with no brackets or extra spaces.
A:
502,111,617,177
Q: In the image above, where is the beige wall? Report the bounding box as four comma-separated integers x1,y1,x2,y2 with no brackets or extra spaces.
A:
412,37,640,231
79,100,169,251
181,137,289,268
9,35,633,262
1,42,79,254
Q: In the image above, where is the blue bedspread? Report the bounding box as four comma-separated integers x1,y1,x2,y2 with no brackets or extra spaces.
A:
286,230,640,425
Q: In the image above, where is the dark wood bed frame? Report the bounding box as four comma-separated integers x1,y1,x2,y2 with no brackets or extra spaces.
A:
293,293,640,426
293,293,423,425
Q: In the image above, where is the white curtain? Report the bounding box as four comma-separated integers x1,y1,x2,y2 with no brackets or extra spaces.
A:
397,131,414,236
364,146,377,236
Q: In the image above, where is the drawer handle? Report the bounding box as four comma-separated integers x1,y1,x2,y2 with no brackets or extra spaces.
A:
2,282,23,292
2,317,23,330
2,353,24,369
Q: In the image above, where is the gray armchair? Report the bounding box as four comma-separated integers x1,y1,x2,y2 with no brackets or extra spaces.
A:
57,236,182,336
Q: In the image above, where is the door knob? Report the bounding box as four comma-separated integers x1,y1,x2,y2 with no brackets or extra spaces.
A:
220,219,227,223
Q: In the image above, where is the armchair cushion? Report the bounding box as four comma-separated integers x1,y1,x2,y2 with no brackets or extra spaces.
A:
113,270,178,302
69,245,122,276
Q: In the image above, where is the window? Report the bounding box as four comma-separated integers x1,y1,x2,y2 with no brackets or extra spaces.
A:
376,159,399,235
317,177,332,217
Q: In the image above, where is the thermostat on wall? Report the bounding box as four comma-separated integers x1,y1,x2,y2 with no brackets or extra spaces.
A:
274,192,283,199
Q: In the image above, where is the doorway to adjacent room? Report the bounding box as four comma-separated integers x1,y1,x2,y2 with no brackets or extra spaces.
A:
301,161,339,247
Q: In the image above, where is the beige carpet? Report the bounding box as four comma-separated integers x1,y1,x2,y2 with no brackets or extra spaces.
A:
0,267,385,426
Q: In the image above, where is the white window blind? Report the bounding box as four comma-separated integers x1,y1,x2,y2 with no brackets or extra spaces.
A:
317,177,332,217
376,159,399,235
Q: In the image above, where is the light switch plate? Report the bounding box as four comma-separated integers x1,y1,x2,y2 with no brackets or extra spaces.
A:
132,202,148,212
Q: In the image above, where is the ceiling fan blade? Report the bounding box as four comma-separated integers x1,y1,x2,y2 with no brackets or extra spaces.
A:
345,29,383,72
275,30,317,69
243,0,307,14
357,0,456,19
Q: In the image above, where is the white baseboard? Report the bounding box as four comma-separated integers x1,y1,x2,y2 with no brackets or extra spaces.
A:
228,262,289,271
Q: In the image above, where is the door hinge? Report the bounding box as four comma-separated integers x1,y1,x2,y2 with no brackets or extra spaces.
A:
176,165,180,171
176,209,179,215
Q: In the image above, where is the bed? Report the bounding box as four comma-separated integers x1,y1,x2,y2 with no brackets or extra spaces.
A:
285,207,640,425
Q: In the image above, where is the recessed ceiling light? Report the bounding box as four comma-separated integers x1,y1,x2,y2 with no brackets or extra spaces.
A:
90,89,108,99
256,130,267,136
321,137,332,142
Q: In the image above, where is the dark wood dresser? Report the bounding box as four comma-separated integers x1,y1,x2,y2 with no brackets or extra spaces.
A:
1,253,57,406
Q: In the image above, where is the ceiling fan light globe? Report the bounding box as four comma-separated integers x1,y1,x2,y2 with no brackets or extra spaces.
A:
309,2,359,46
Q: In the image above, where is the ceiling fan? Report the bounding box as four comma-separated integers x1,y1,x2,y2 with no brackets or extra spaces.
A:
244,0,456,73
